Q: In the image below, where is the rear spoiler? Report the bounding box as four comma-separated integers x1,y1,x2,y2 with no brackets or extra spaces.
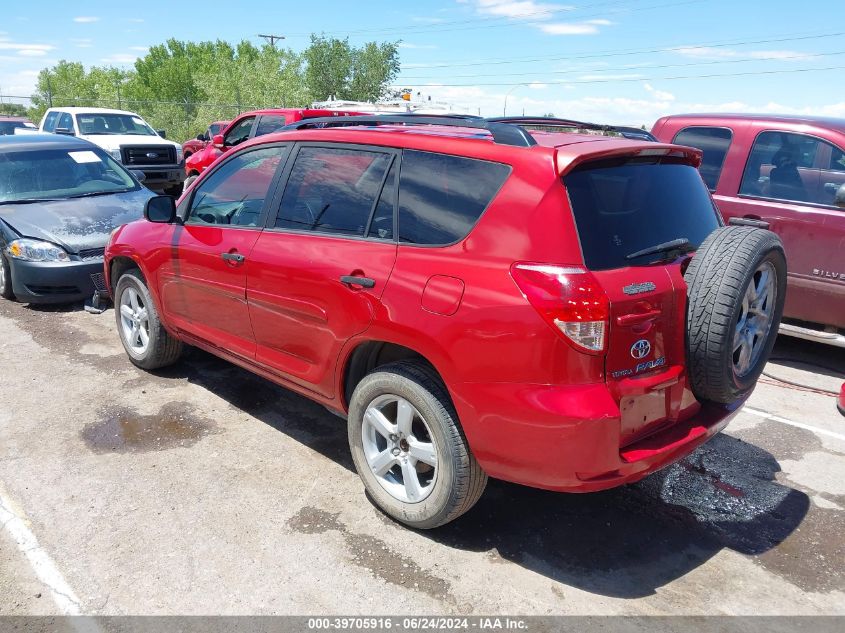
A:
487,117,657,142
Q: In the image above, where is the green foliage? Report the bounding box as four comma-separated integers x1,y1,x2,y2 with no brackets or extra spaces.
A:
27,35,399,142
304,35,400,102
0,103,28,116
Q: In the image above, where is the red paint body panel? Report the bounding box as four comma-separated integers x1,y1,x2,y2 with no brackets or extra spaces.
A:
107,122,745,494
181,121,230,156
652,113,845,330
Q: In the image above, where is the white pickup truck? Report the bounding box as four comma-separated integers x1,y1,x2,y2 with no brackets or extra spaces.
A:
38,107,184,195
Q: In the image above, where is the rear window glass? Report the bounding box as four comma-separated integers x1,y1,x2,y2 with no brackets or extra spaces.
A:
673,126,733,191
397,150,510,245
564,158,720,270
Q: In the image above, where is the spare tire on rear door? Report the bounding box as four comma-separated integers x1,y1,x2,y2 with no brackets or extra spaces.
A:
684,226,787,404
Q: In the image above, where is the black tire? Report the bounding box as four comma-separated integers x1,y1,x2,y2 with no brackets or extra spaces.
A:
348,360,487,529
0,252,15,300
114,268,183,370
685,226,787,404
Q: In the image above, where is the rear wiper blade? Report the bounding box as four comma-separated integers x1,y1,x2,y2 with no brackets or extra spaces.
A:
626,238,691,260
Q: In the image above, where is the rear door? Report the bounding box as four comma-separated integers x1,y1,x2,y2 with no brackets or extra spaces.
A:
157,144,289,359
563,156,721,444
247,143,399,397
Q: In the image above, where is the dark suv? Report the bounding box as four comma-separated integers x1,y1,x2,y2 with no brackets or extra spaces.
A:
105,115,786,529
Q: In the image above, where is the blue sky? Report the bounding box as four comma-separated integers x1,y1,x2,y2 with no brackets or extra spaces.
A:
1,0,843,125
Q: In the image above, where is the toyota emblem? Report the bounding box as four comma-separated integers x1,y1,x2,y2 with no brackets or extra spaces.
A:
630,339,651,359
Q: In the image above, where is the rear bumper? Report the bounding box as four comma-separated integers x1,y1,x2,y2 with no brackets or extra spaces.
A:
454,381,742,492
9,257,105,304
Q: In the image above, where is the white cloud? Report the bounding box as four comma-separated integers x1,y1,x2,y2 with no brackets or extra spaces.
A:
17,49,47,57
73,16,100,23
0,40,54,55
528,82,548,89
467,1,610,36
644,82,676,102
398,43,439,50
674,46,812,61
129,46,149,52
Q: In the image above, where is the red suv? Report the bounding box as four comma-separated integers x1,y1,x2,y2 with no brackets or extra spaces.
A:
653,114,845,348
184,108,361,186
181,120,230,160
105,115,786,528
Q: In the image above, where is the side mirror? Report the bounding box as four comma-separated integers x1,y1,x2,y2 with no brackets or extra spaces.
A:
212,134,225,149
144,195,178,223
836,184,845,209
129,169,146,183
54,127,75,136
156,129,167,139
196,133,207,141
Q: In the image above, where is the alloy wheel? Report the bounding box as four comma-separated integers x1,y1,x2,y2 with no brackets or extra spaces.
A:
119,286,150,355
733,261,777,377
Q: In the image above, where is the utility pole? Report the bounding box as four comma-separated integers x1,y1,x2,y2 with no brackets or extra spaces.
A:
46,74,54,108
258,34,285,47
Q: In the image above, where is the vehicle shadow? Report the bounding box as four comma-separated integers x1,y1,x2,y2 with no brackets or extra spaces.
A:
156,347,809,600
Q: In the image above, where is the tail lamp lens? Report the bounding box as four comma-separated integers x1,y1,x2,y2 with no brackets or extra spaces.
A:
511,263,609,353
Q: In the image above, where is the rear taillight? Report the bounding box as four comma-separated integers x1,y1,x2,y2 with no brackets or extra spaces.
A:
511,263,609,354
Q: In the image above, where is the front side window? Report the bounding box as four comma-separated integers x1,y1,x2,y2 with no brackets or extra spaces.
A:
255,115,287,137
740,131,825,204
275,146,393,237
57,112,74,132
673,126,733,191
77,113,155,136
0,147,137,202
223,116,256,147
186,146,287,227
397,150,510,246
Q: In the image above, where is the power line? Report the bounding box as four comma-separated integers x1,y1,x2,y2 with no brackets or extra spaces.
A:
284,0,702,38
399,50,845,81
258,34,286,47
410,64,845,87
399,31,845,71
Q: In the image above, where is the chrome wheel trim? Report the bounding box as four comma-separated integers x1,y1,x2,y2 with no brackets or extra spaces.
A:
361,394,438,504
733,261,776,377
119,286,150,355
0,256,6,294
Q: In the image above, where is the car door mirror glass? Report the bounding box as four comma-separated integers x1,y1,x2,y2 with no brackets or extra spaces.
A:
156,129,167,139
145,195,178,223
54,127,74,136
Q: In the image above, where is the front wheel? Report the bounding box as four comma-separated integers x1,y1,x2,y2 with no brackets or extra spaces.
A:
0,252,15,300
114,269,183,370
348,360,487,529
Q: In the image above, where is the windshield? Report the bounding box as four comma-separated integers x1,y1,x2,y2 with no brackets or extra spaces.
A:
209,123,226,136
0,147,137,203
77,113,156,136
563,157,720,270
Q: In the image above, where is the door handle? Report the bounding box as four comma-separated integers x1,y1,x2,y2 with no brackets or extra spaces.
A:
221,252,245,263
340,275,375,289
824,182,841,192
616,310,661,326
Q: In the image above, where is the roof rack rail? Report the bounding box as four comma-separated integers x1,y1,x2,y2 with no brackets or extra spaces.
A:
486,116,656,142
280,114,537,148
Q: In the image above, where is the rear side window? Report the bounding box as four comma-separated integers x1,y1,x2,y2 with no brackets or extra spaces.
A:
397,150,510,245
275,146,393,237
673,126,732,191
42,111,59,132
564,158,720,270
255,115,287,137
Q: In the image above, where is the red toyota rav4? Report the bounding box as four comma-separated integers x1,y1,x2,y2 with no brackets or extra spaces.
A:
105,115,786,529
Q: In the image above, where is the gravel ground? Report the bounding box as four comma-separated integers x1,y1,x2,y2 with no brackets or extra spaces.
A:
0,298,842,616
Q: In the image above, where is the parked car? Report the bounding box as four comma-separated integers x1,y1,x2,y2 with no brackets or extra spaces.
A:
183,108,362,187
106,115,786,529
38,107,184,196
0,134,154,304
652,113,845,348
181,121,230,160
0,116,37,135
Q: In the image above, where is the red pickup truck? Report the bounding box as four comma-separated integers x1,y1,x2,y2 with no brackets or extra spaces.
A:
181,120,230,160
653,114,845,348
184,109,360,187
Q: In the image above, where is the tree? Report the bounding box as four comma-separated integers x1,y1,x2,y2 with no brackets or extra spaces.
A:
0,103,28,116
304,35,399,102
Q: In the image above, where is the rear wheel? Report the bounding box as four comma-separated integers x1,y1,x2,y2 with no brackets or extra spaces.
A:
685,226,787,404
0,252,15,300
348,360,487,529
114,269,183,370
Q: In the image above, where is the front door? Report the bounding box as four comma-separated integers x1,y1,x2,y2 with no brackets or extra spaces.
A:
248,144,399,397
157,144,289,359
717,129,845,328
